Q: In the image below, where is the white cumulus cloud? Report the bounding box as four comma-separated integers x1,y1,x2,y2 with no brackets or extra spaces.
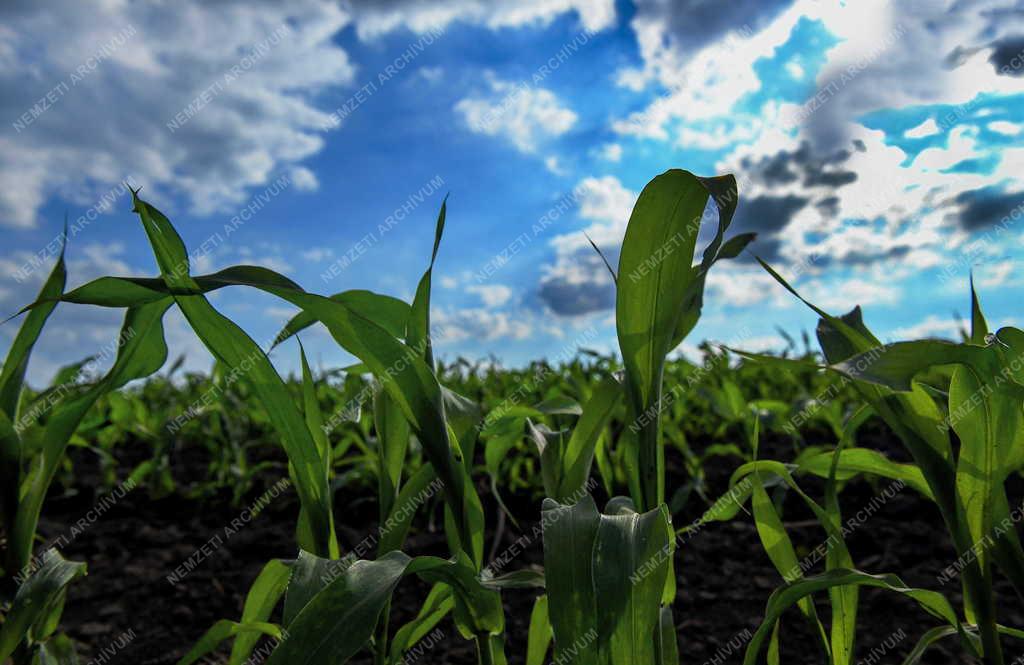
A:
0,0,355,229
455,75,578,153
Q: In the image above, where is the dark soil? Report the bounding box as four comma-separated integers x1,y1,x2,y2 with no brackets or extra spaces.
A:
33,428,1024,664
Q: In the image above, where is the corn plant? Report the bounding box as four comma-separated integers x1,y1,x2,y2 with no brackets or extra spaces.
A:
721,269,1024,663
7,168,752,663
533,170,754,664
16,191,516,664
0,232,174,663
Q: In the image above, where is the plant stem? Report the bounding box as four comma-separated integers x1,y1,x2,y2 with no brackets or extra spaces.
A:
636,378,666,513
374,599,391,665
476,633,495,665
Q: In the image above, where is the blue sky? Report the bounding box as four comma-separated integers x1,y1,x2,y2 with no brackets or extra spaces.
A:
1,0,1023,383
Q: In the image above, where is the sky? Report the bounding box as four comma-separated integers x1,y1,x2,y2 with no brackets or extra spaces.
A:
1,0,1023,384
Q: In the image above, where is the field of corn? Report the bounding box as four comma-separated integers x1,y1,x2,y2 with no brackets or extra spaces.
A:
1,170,1023,665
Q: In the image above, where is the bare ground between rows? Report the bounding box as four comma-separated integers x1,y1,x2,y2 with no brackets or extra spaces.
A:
32,435,1024,664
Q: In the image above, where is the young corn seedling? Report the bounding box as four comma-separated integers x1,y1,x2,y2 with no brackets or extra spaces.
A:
725,268,1024,663
25,191,510,664
532,170,755,665
1,233,171,663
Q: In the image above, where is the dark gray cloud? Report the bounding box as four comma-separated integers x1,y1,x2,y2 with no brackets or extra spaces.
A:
797,3,1023,153
537,251,615,316
726,194,807,262
735,195,810,234
815,245,912,268
816,195,840,218
730,141,857,263
989,35,1024,75
742,150,799,187
804,169,858,188
952,185,1024,230
741,142,858,193
632,0,795,56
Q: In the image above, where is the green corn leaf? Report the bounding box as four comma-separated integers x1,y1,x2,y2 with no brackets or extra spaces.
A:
694,175,740,272
948,360,1017,650
0,231,66,421
387,583,453,665
742,569,977,665
480,569,545,590
541,495,600,665
996,327,1024,386
584,231,617,283
43,358,94,393
22,271,409,342
731,455,862,659
271,551,500,665
177,620,283,665
969,274,988,345
825,411,867,665
616,170,745,512
990,490,1024,600
715,231,757,260
130,193,338,559
21,228,485,563
754,259,1005,656
0,550,86,661
30,585,67,644
274,290,410,346
36,632,78,665
282,550,343,627
480,398,580,425
555,377,620,503
10,299,172,575
415,552,504,640
118,200,485,563
0,237,66,542
271,552,413,665
695,475,756,526
592,427,615,498
483,422,522,525
723,346,824,373
228,560,292,665
755,259,877,356
443,387,482,473
374,384,411,521
529,421,566,500
479,634,507,665
542,495,673,665
526,595,553,665
658,606,679,665
902,626,964,665
299,344,330,465
296,343,331,554
750,464,829,654
950,364,1005,580
407,197,446,369
796,448,932,499
0,410,22,569
899,624,1024,665
377,462,439,556
616,170,710,511
831,340,1001,392
592,501,673,665
532,396,583,416
831,332,1021,655
706,379,747,422
812,309,952,465
767,621,781,665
